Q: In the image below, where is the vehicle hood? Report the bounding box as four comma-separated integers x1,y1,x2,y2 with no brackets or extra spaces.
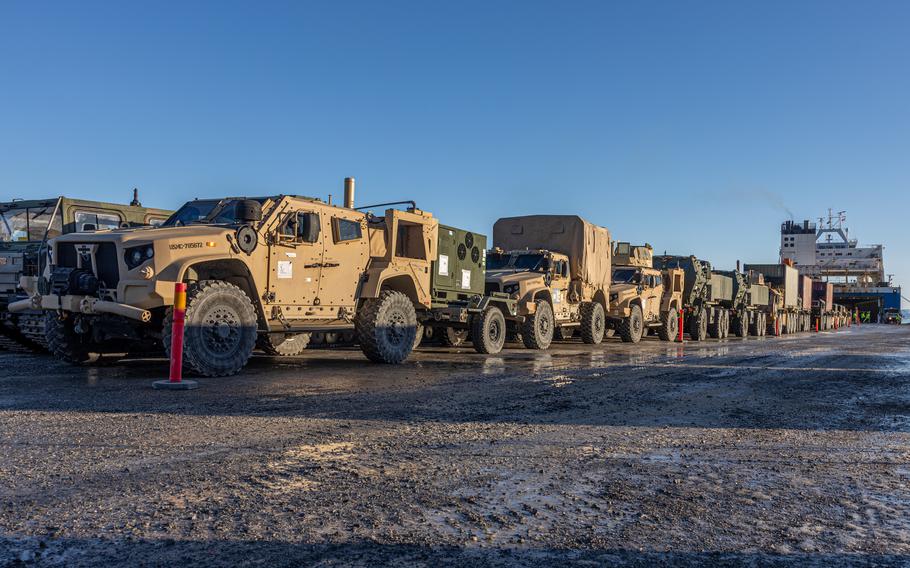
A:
486,269,543,286
51,225,234,245
610,283,639,296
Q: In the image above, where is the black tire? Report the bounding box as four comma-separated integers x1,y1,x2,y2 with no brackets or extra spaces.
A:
579,301,606,344
472,305,506,354
707,308,722,339
259,332,311,356
356,290,417,364
658,307,679,341
17,312,49,352
45,313,101,364
521,299,554,350
440,326,469,347
733,314,748,338
164,280,258,377
689,307,708,341
618,304,644,343
413,322,424,351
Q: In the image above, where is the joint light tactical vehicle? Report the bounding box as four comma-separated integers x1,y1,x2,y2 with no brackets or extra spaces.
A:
1,193,170,350
486,215,611,349
607,243,684,343
19,179,516,375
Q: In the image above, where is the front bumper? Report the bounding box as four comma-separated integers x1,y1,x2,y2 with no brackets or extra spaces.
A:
10,294,152,322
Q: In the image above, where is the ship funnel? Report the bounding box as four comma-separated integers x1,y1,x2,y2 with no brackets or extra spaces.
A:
343,177,355,209
131,187,141,207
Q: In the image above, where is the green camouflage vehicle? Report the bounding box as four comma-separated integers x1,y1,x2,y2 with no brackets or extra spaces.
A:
0,192,171,350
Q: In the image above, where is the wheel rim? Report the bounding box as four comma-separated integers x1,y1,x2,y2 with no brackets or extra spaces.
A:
202,305,243,354
385,309,407,346
539,311,551,336
489,318,502,343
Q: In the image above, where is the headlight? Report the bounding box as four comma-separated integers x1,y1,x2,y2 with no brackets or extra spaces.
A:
503,283,520,295
609,292,618,302
124,244,154,270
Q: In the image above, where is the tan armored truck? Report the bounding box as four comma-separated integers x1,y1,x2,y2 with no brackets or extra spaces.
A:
485,215,611,350
607,243,684,343
15,179,515,375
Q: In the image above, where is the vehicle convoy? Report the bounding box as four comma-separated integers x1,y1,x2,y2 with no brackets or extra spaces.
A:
652,255,734,341
12,179,516,376
0,192,171,351
711,268,771,338
486,215,611,350
743,262,811,335
606,243,684,343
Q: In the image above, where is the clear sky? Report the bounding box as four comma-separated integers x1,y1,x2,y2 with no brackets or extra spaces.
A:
1,1,907,303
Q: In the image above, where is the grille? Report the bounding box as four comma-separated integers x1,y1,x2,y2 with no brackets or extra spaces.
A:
55,242,120,290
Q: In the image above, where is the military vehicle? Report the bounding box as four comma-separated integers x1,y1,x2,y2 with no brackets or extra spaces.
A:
743,262,810,335
883,308,902,325
714,268,770,338
811,281,836,330
0,192,171,350
652,255,734,341
486,215,611,350
13,179,516,375
607,243,684,343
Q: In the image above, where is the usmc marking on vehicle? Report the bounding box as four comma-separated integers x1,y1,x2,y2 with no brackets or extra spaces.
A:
169,242,205,250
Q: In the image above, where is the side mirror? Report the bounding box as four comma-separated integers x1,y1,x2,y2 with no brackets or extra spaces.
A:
298,212,321,243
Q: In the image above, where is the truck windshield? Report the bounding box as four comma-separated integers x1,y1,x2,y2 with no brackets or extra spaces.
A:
162,200,221,226
163,199,267,226
486,253,512,270
0,204,62,242
486,252,546,271
612,268,642,284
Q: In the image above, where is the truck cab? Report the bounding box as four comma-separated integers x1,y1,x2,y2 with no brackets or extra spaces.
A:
485,248,572,321
607,242,683,343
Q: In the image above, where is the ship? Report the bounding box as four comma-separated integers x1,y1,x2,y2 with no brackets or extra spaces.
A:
780,209,904,323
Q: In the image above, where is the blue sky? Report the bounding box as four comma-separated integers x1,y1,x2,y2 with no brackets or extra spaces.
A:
1,1,907,302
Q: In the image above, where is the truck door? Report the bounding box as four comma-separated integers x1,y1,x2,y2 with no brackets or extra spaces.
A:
645,274,662,321
317,211,369,311
551,258,571,320
268,209,323,313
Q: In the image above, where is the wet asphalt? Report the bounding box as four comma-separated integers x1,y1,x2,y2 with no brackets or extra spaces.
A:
1,325,909,567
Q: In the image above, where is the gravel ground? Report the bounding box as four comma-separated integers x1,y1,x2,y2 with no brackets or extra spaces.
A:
1,325,909,567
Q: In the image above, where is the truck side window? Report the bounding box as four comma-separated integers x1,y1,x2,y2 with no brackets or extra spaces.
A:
75,211,121,231
281,212,320,243
332,217,362,243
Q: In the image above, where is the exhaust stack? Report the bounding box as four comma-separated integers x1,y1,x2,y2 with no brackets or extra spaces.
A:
343,177,355,209
131,187,141,207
